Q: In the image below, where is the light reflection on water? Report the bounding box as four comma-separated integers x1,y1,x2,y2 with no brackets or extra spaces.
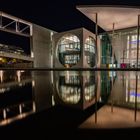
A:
0,70,35,125
54,71,99,109
0,70,140,128
80,71,140,129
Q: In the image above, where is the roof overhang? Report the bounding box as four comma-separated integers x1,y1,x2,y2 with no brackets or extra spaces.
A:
77,5,140,31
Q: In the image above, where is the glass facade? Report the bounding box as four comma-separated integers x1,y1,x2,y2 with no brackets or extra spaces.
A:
108,28,140,68
85,36,96,67
126,34,140,67
100,33,112,66
57,34,80,68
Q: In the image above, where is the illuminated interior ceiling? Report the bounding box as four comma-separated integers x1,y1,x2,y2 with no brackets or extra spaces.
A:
77,6,140,31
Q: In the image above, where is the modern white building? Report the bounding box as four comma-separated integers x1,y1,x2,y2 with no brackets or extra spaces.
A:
52,28,101,68
1,5,140,68
77,6,140,68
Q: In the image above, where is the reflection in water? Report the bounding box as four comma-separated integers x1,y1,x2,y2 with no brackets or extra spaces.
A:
0,70,3,83
2,70,140,129
108,72,140,109
0,101,36,126
16,70,25,82
0,70,32,93
100,71,114,103
56,71,81,104
0,70,115,127
0,70,35,126
80,71,140,129
84,72,96,102
54,71,102,110
80,105,140,129
84,85,95,101
125,72,140,105
0,87,10,94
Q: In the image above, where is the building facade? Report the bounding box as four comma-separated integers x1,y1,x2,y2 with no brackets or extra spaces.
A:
52,28,101,68
1,6,140,68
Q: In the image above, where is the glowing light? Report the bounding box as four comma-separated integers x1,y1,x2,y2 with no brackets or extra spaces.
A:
31,51,34,58
65,71,70,82
32,80,35,87
16,71,21,82
50,31,54,41
32,101,36,112
19,104,22,114
3,109,6,119
130,92,140,97
52,95,55,106
0,88,10,94
0,70,3,83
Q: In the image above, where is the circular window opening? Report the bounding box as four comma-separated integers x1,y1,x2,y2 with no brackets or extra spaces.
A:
57,34,80,68
85,36,96,67
56,72,81,104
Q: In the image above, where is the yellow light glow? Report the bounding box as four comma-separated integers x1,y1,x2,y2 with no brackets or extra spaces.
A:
0,70,3,83
16,71,21,82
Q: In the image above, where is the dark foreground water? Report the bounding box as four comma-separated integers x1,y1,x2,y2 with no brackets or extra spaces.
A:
0,70,140,138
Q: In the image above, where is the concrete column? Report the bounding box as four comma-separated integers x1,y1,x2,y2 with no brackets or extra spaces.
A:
32,24,54,68
95,13,98,68
112,23,115,68
136,15,140,68
129,35,131,67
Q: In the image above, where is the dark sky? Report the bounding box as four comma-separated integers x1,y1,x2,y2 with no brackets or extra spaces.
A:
1,0,140,32
1,0,140,53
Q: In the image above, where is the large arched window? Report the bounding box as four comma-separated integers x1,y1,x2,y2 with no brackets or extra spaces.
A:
57,34,81,68
85,36,96,67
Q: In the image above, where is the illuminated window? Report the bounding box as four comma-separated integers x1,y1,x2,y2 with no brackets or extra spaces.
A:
85,36,96,67
57,34,80,68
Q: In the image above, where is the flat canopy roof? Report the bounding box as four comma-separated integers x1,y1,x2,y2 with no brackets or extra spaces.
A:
77,6,140,31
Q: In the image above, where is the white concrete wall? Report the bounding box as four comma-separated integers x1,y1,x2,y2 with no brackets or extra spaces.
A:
32,24,55,68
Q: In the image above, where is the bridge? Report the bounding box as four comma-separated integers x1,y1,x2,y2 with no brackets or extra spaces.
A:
0,11,32,37
0,11,33,62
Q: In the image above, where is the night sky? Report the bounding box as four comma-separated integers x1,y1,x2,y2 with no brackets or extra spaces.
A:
1,0,140,53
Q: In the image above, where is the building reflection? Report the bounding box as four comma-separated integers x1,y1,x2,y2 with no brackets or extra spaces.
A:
0,70,116,127
0,70,32,94
125,72,140,105
0,101,35,126
108,71,140,109
56,71,81,104
100,71,116,103
0,70,35,126
79,71,140,129
54,71,102,110
32,71,53,111
80,71,140,129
